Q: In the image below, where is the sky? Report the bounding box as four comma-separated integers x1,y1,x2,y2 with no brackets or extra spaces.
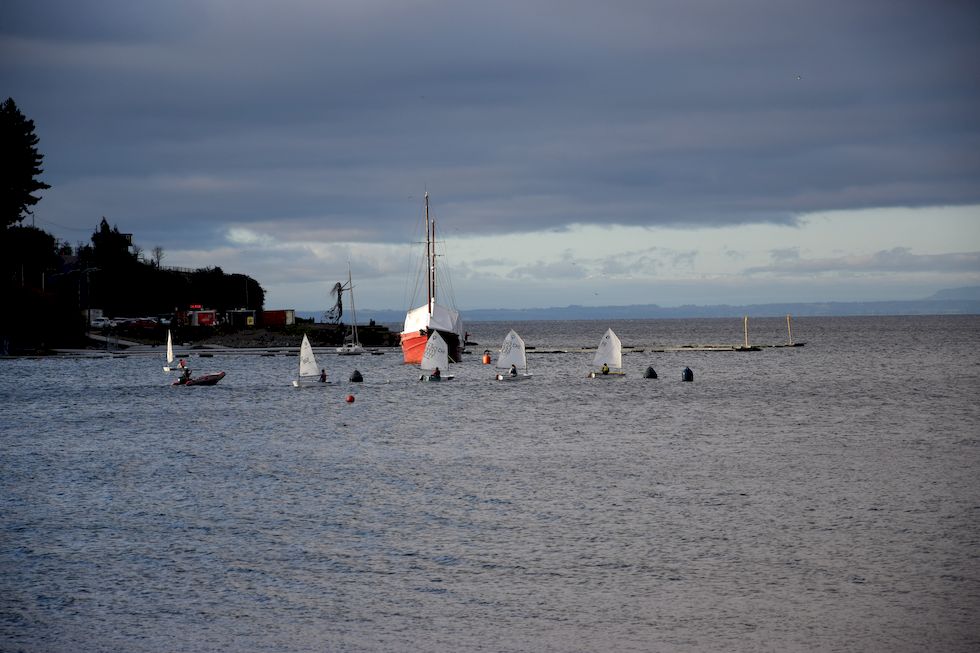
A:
3,0,979,313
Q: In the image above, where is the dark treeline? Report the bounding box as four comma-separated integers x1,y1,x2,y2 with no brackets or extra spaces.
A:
2,96,265,353
1,218,265,352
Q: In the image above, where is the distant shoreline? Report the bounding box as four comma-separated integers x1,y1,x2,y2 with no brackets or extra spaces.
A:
303,297,980,324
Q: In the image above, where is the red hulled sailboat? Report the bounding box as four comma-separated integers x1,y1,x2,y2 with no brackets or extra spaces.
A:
400,192,464,364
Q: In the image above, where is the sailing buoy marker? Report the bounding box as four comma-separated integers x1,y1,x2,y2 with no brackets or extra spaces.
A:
345,394,355,403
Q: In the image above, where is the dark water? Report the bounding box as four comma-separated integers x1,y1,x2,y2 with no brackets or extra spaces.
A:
2,316,978,652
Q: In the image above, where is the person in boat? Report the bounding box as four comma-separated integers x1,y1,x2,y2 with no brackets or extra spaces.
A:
601,363,610,375
319,369,327,383
431,367,441,379
179,367,191,384
178,358,186,369
509,364,518,377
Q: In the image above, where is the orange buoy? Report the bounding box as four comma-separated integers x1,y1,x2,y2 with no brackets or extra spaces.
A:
345,394,355,403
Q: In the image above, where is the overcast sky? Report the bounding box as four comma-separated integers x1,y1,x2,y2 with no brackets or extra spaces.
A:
3,0,979,312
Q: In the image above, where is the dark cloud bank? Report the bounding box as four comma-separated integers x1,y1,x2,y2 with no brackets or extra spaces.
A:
2,0,978,253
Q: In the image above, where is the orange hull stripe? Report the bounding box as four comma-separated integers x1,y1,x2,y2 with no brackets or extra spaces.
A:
400,331,428,364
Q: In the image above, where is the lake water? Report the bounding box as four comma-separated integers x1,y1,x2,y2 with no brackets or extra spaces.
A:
2,316,978,652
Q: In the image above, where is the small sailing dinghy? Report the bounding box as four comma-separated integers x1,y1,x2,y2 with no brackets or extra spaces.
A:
494,329,532,381
588,328,626,378
419,330,454,382
293,334,329,387
163,330,176,372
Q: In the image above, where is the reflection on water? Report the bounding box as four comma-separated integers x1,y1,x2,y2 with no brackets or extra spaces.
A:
2,316,979,652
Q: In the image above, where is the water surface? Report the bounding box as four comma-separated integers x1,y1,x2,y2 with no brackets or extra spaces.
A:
2,316,978,651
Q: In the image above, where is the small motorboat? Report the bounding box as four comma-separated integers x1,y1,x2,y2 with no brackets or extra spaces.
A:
173,371,226,386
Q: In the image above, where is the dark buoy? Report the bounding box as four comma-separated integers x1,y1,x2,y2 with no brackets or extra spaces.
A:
349,369,363,383
681,367,694,382
643,366,658,379
345,394,355,403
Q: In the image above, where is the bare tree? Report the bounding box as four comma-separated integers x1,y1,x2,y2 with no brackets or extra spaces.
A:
152,246,164,268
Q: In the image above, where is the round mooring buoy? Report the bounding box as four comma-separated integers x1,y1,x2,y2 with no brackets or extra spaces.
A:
644,366,658,379
345,394,355,403
681,367,694,382
349,370,363,383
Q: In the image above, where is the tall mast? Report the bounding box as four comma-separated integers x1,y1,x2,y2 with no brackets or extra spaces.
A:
431,218,437,311
347,262,359,347
425,192,432,315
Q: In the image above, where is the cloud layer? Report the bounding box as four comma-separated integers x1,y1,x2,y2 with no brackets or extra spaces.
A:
2,0,979,309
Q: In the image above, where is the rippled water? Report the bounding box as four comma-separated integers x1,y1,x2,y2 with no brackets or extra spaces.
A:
2,316,979,652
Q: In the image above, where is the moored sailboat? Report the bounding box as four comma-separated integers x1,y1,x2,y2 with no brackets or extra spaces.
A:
337,263,364,355
400,192,464,364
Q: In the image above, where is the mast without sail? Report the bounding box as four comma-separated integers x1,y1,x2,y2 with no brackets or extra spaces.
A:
425,192,432,316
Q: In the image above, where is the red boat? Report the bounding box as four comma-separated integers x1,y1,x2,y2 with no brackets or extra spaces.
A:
173,371,226,386
400,192,464,364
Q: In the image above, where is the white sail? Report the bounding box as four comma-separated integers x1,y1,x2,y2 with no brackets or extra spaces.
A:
298,334,320,378
163,330,176,371
592,328,623,371
420,330,449,372
495,330,527,371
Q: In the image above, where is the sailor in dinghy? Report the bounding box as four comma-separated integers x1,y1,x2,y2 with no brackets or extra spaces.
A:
293,334,331,387
419,331,455,382
494,329,532,381
588,328,626,378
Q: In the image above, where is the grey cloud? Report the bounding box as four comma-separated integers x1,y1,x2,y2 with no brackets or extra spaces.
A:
3,0,979,248
769,247,801,262
470,258,508,267
507,251,588,281
747,247,980,275
506,245,696,283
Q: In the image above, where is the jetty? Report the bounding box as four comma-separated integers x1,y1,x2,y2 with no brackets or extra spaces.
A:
523,342,802,355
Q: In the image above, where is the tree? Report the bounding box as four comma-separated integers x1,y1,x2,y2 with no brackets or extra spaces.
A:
0,98,51,229
152,246,165,267
89,217,136,268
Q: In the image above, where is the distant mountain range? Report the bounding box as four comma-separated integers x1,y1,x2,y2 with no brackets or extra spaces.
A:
299,286,980,324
